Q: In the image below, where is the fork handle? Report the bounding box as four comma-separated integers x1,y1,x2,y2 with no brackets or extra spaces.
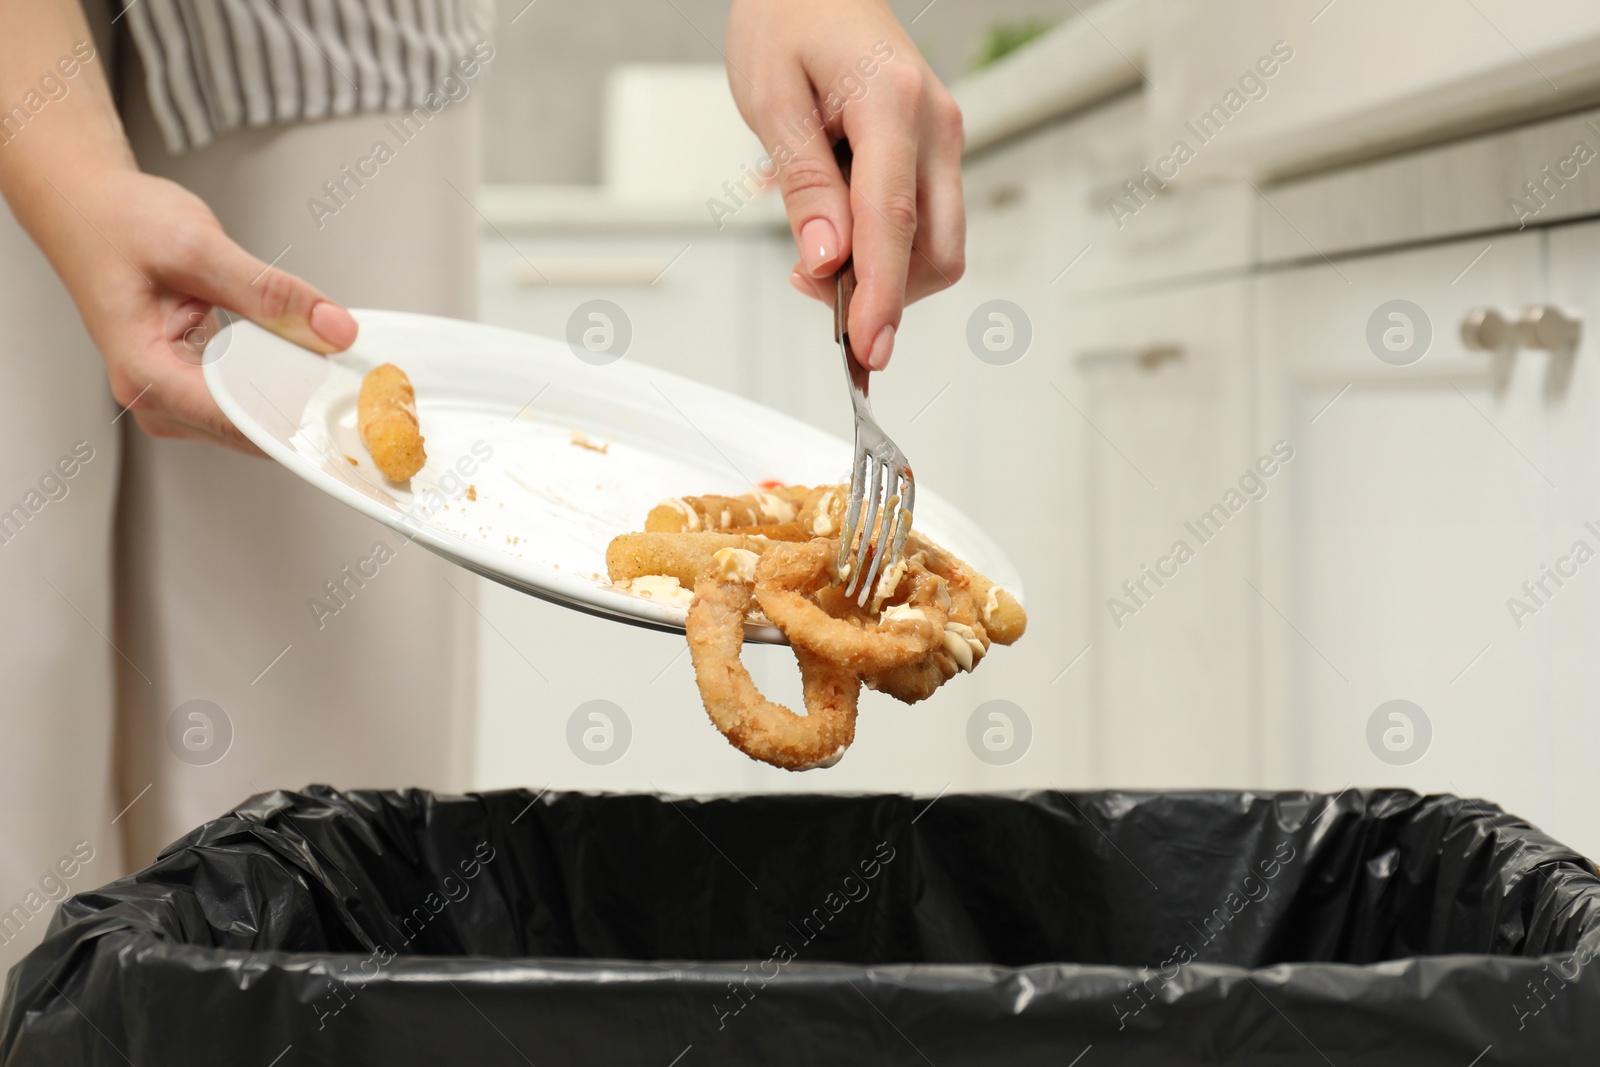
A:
830,138,856,351
831,139,872,409
836,265,872,415
833,258,855,347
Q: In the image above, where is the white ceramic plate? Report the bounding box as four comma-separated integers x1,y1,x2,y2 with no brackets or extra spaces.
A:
203,309,1024,643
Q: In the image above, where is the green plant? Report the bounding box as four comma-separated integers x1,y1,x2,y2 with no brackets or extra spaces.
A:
969,17,1057,72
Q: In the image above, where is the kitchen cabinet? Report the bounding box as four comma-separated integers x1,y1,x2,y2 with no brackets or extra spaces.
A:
952,76,1600,849
476,230,767,395
1254,234,1553,828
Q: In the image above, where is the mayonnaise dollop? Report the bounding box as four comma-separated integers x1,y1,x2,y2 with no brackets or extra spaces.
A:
753,490,798,524
711,547,759,584
982,585,1003,626
881,604,928,628
809,489,839,536
627,574,694,608
941,621,986,672
658,497,701,532
869,557,909,613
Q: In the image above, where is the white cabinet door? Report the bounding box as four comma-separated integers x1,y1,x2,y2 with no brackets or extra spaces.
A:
477,232,762,393
1255,234,1556,839
1540,221,1600,857
1072,279,1259,788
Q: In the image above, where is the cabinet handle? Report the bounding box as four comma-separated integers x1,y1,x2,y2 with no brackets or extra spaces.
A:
512,258,675,286
1460,308,1514,350
1461,306,1583,351
1517,305,1583,350
1075,343,1184,371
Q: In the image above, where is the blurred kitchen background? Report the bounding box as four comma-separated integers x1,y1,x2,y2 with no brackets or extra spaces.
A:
461,0,1600,857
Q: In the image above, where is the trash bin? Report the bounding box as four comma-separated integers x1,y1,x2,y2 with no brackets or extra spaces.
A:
4,787,1598,1066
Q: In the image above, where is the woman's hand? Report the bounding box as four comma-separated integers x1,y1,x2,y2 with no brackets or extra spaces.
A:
0,5,354,453
18,166,357,453
727,0,966,370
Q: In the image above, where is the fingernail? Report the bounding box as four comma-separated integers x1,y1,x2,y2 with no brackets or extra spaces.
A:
868,324,895,370
789,270,809,296
310,302,358,349
799,218,840,277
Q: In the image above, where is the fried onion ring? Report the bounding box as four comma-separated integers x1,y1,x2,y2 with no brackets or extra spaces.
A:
686,555,859,771
754,540,948,674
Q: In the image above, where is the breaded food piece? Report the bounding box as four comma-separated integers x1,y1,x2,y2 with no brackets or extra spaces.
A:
606,531,776,589
797,485,847,537
753,540,946,674
906,532,1027,645
734,522,812,542
687,553,860,771
646,486,820,533
358,363,426,481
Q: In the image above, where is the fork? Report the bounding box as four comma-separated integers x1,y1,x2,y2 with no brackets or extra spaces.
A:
833,260,915,604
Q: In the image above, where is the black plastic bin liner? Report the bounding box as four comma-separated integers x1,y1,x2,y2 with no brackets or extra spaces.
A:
5,787,1600,1066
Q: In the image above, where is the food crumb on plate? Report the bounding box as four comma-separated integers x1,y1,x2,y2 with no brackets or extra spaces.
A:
345,455,359,466
570,429,610,454
466,485,476,501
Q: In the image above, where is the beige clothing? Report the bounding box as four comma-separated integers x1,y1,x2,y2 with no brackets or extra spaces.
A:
0,31,480,974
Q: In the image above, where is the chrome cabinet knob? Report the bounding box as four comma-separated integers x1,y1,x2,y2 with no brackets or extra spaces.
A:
1461,308,1514,350
1460,306,1583,351
1517,305,1583,350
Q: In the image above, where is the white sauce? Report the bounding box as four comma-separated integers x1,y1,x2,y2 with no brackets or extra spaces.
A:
712,547,759,584
983,585,1003,625
752,490,798,524
870,557,909,613
882,604,928,628
810,489,839,536
941,621,986,672
659,497,702,532
627,575,694,609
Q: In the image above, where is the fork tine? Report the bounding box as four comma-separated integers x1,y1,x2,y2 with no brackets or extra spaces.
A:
847,456,886,597
837,445,868,577
869,464,917,605
889,471,914,567
855,467,901,605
